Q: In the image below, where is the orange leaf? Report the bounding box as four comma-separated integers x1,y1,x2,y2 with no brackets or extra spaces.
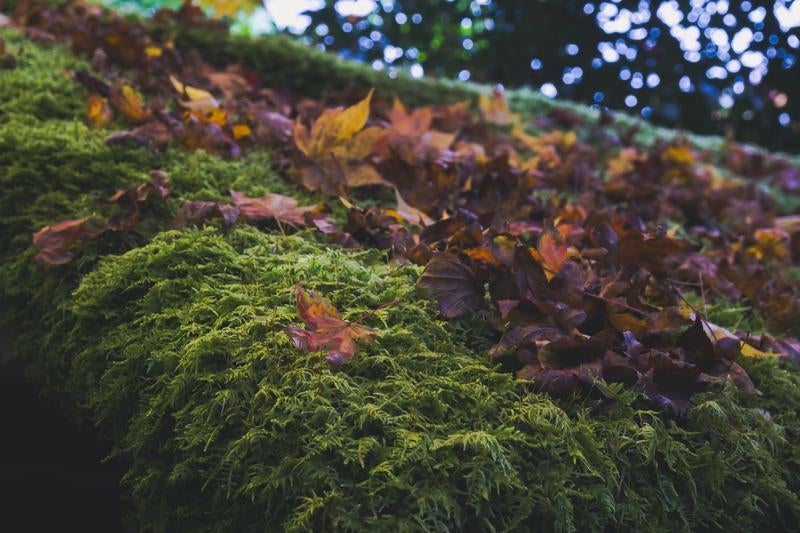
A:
86,94,112,128
231,123,252,140
110,81,149,122
286,286,376,365
295,89,375,157
537,222,569,278
394,188,433,226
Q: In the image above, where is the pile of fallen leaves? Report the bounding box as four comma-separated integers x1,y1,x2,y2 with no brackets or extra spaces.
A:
7,0,800,414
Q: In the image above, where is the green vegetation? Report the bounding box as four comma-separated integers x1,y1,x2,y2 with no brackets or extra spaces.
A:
2,26,800,532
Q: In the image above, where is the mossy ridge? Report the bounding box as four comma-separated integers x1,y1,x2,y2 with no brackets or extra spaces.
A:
16,226,794,532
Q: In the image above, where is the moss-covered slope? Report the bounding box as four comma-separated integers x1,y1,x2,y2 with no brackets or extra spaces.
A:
1,26,800,533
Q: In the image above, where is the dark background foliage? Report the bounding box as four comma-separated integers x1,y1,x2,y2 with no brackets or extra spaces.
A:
291,0,799,153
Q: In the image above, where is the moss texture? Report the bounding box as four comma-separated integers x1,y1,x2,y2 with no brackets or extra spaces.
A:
1,27,800,532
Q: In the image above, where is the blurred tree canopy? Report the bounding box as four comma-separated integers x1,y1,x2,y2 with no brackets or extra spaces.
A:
107,0,799,152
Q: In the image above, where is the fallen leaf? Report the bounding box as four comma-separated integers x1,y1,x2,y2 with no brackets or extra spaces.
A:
230,190,319,227
32,218,106,265
417,252,484,318
109,81,149,122
393,188,433,226
294,89,375,157
86,94,113,128
286,286,376,365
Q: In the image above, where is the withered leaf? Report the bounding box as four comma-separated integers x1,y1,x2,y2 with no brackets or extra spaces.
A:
109,81,149,122
536,221,570,279
86,94,113,128
33,218,106,265
294,89,375,158
286,286,376,365
230,190,320,227
105,120,173,151
417,252,484,318
173,200,240,229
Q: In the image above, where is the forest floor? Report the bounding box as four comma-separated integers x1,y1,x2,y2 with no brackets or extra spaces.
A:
1,1,800,531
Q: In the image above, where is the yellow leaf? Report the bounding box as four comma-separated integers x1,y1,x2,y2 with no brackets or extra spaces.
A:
479,87,515,125
232,123,252,140
752,227,790,263
110,82,149,122
606,147,641,179
198,0,252,18
145,46,162,58
169,75,219,113
311,89,374,152
294,89,381,161
663,145,694,164
85,94,112,129
169,75,186,94
293,122,313,157
333,126,387,160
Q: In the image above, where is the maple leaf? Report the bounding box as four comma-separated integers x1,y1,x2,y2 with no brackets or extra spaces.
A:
169,75,220,115
286,286,376,365
294,89,374,157
383,97,456,162
293,89,389,193
229,190,320,228
386,97,432,137
32,218,106,265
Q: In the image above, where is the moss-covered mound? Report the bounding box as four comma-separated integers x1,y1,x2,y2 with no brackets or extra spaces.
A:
2,24,800,532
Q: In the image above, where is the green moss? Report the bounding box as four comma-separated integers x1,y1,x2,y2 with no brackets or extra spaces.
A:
0,28,322,352
0,28,89,121
2,24,800,533
12,227,796,532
